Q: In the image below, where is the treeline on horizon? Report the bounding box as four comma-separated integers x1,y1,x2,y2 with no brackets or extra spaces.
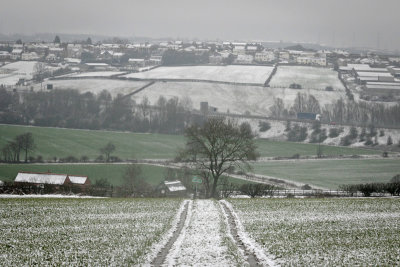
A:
269,93,400,128
0,88,196,134
0,88,399,134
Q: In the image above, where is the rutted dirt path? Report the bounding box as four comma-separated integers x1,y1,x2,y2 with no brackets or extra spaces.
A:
151,200,191,266
150,199,278,266
220,201,260,266
220,200,279,267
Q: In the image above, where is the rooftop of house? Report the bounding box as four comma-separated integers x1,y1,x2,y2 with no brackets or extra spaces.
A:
15,172,89,185
164,180,186,192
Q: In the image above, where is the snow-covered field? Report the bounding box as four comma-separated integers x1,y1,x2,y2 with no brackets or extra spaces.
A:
132,81,346,116
230,198,400,266
34,79,148,96
164,200,237,266
0,61,38,86
2,197,400,266
269,66,345,90
123,65,275,84
0,198,181,266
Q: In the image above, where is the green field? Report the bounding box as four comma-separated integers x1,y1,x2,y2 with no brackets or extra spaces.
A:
0,124,184,160
255,139,379,157
230,198,400,266
251,158,400,189
0,124,380,161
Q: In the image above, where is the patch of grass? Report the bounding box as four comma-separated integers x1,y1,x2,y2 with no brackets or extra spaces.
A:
0,125,379,161
251,159,400,189
255,139,380,157
0,124,184,160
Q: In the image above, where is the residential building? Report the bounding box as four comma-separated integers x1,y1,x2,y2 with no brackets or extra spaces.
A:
255,51,276,63
11,48,23,60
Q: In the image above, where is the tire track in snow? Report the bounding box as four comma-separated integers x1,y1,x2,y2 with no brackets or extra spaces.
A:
220,200,279,267
164,200,235,266
150,200,191,266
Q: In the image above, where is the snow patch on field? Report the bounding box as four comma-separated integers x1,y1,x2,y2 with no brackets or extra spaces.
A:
165,200,235,266
123,65,274,84
145,199,188,264
269,66,345,91
133,81,346,116
35,79,148,96
0,61,38,85
221,200,279,266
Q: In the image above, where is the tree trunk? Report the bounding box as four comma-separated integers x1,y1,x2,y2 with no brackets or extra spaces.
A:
211,175,219,198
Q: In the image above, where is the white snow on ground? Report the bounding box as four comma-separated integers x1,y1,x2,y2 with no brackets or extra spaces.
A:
145,199,188,264
61,71,126,78
0,194,106,198
220,200,279,267
133,81,346,116
165,199,235,266
0,61,38,86
123,65,274,84
269,66,345,90
34,79,148,96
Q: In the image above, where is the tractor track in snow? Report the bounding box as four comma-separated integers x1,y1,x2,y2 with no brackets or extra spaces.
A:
220,201,261,266
220,200,279,267
151,200,191,266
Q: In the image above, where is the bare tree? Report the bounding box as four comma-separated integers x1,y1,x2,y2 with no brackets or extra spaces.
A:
34,62,48,90
100,142,116,162
181,118,259,198
17,132,35,163
123,164,151,196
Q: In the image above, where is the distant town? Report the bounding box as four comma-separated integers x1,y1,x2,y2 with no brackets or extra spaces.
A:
1,36,400,102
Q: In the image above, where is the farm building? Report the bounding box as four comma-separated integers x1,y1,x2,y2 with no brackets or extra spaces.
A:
14,172,91,188
364,82,400,97
157,180,187,197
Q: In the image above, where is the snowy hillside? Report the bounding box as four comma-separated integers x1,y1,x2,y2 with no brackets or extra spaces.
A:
132,81,346,116
123,65,275,84
269,66,345,90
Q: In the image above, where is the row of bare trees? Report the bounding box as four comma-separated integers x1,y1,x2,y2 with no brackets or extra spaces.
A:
1,132,35,163
270,92,400,128
0,88,194,134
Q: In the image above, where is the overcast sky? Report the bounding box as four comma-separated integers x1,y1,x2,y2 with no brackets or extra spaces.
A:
1,0,399,50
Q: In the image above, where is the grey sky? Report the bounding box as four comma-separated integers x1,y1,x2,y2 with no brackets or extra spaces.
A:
1,0,399,50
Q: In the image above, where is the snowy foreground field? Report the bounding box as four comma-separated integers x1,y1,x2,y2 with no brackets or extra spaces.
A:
0,198,181,265
269,66,345,90
123,65,275,84
1,198,399,266
230,198,400,266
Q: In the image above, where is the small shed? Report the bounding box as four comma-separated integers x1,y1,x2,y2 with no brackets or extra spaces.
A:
158,180,187,197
